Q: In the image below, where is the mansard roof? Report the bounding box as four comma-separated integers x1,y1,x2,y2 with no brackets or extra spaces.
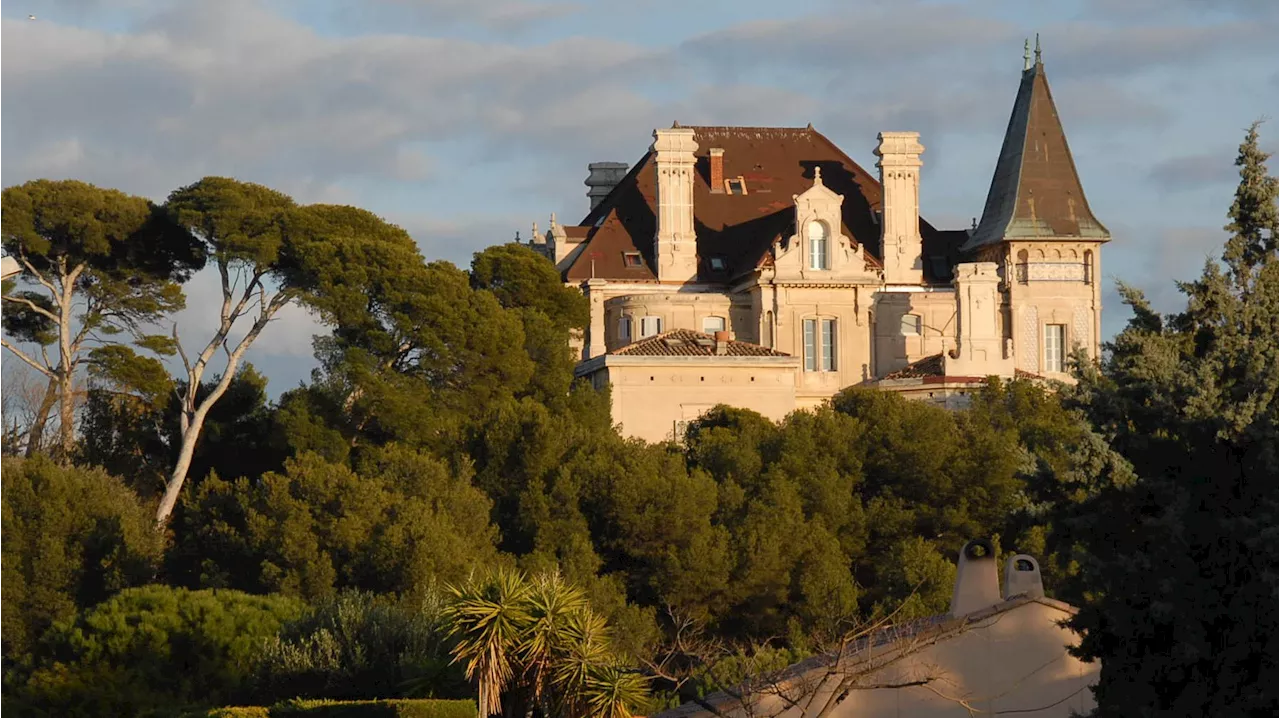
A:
962,58,1110,253
561,125,963,285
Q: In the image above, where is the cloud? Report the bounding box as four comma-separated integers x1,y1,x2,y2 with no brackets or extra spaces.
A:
1148,151,1240,192
1,1,663,201
325,0,584,34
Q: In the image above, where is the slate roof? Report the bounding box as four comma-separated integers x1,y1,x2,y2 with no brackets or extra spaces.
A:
961,59,1109,252
562,126,964,285
612,329,791,358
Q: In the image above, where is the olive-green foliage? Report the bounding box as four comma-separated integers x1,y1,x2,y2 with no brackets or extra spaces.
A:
6,585,305,718
0,456,163,659
255,590,467,703
270,698,477,717
178,699,475,718
1065,123,1278,716
166,447,501,600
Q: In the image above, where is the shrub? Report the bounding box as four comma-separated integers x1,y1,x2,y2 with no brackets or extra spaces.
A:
6,585,305,717
1,456,163,659
271,698,477,717
255,590,468,703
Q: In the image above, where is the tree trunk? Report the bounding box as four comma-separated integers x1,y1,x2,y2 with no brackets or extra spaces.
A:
24,375,58,457
57,371,76,461
155,404,208,526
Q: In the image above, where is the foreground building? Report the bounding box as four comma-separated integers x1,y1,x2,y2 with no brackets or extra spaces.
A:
653,541,1099,718
534,44,1108,442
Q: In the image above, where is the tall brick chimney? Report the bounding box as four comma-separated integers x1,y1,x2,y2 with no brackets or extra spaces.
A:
709,148,725,193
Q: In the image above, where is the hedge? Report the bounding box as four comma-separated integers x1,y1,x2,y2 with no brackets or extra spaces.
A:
192,699,476,718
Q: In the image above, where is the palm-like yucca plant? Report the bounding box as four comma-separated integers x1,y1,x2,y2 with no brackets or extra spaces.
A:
443,569,650,718
553,608,650,718
522,571,591,708
579,665,651,718
443,568,532,718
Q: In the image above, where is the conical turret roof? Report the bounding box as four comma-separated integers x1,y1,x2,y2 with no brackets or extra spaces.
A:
962,47,1109,252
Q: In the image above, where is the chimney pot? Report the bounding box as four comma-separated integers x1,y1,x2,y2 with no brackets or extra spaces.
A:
1003,554,1045,599
713,330,730,355
585,162,630,211
709,148,725,193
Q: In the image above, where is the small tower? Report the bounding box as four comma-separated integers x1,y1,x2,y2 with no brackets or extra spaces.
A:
961,40,1109,377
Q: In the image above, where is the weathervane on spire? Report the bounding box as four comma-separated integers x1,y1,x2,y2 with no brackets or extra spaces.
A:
1023,38,1031,71
1034,33,1042,65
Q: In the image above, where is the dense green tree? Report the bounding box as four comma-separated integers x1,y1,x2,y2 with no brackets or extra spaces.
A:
0,456,163,660
0,179,203,457
155,177,298,525
166,447,501,600
6,585,304,717
1066,123,1278,715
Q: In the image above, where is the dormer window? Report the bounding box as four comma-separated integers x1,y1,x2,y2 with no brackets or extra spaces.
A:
622,252,643,268
808,221,829,270
725,177,747,195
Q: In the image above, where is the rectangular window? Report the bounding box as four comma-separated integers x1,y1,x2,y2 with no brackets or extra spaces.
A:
901,314,921,336
821,319,837,371
1044,324,1066,373
702,316,726,334
804,318,837,372
803,319,817,372
640,316,664,338
618,316,632,343
622,252,642,268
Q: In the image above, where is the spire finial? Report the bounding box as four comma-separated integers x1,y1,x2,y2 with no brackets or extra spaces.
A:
1034,33,1042,65
1023,38,1031,71
813,165,822,184
550,212,557,229
532,221,538,240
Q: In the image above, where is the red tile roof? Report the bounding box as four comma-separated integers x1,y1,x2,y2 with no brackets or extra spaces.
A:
564,126,964,285
881,353,946,379
612,328,791,358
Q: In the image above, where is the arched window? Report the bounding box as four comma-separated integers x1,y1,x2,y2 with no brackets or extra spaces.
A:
808,221,829,270
1017,249,1029,284
1083,250,1094,285
618,316,632,343
763,311,774,348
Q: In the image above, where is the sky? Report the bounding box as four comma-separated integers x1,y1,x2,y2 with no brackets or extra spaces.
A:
2,0,1278,395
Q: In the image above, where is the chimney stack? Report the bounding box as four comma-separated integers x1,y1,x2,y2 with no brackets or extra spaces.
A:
950,538,1001,617
713,330,730,355
585,162,629,211
652,127,700,284
874,132,925,285
709,148,725,192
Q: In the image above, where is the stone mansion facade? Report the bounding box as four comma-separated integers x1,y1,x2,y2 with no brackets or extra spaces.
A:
531,50,1109,442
